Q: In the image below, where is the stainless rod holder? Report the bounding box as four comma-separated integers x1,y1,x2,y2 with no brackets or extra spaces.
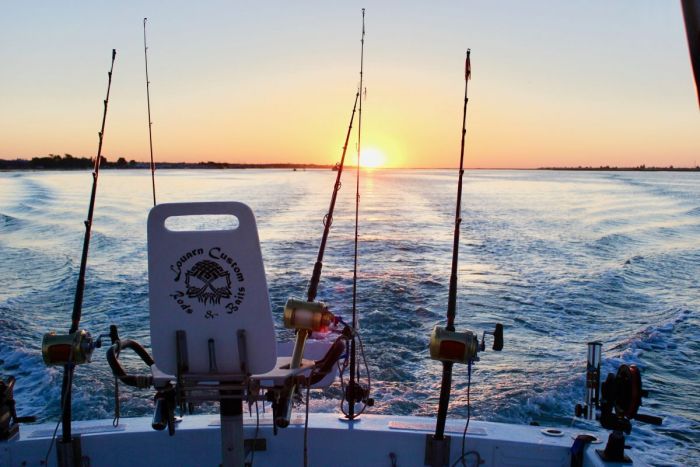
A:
585,341,602,420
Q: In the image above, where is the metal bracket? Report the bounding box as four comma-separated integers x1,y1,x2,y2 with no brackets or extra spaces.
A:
57,435,85,467
173,329,253,467
237,329,249,375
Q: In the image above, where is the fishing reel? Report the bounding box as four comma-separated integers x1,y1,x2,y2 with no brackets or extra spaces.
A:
429,323,503,364
283,298,337,333
41,330,106,366
574,343,662,463
281,298,374,422
272,298,342,429
598,365,662,432
344,379,374,408
1,377,36,441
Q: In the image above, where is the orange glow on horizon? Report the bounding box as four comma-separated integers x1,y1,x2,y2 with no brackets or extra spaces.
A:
1,3,698,169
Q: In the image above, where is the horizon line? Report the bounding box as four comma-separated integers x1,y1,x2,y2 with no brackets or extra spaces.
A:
1,156,699,171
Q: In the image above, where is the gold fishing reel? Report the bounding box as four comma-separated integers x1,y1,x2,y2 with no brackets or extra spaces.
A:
42,330,95,366
283,298,336,332
429,323,503,364
429,326,479,364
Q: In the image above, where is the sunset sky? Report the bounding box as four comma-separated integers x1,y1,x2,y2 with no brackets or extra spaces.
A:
1,1,698,168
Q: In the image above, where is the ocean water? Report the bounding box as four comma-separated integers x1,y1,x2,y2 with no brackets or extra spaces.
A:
0,169,698,465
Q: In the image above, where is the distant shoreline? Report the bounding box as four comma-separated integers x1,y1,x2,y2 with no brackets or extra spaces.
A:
0,155,333,171
1,156,699,172
539,166,700,172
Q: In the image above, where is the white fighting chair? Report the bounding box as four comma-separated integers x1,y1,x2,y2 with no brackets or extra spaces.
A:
147,202,314,467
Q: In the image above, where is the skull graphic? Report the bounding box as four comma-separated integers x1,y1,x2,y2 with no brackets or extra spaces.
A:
185,260,232,305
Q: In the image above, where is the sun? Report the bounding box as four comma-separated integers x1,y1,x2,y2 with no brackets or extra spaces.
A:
359,147,386,168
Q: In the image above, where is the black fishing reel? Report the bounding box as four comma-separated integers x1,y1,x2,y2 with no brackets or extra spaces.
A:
0,377,36,441
597,364,663,463
574,355,663,463
598,364,662,434
344,378,374,410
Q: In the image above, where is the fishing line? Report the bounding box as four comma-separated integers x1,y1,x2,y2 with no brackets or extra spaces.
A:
451,361,477,467
144,18,157,206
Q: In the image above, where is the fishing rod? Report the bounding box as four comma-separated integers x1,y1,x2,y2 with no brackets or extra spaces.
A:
285,91,360,366
276,9,367,429
307,91,360,303
435,49,471,441
41,49,116,466
426,53,503,464
144,18,157,206
346,7,366,421
275,91,360,428
70,49,116,335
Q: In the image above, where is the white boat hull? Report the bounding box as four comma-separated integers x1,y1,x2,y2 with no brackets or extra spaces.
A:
1,412,637,466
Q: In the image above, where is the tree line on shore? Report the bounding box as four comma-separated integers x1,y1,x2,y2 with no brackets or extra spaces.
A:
540,164,700,171
0,154,332,170
0,154,136,170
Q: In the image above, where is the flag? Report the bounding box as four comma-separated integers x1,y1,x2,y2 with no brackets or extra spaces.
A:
465,52,471,81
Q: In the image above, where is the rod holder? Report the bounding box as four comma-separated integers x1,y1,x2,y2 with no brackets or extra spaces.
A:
585,341,602,420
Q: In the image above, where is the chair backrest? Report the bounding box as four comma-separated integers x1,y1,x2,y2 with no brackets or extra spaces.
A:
147,202,276,376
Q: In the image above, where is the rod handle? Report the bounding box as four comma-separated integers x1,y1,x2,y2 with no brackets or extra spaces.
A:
152,396,168,431
634,413,663,425
493,323,504,351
